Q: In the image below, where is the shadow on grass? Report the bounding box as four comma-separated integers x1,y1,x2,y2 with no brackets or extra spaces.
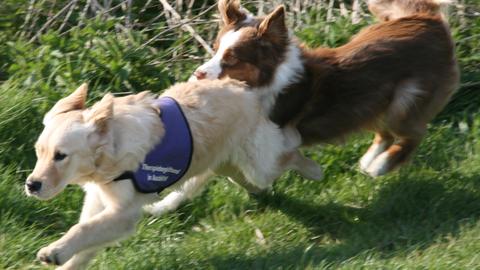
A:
206,172,480,269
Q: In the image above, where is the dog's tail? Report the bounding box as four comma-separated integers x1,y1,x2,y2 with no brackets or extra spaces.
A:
368,0,454,22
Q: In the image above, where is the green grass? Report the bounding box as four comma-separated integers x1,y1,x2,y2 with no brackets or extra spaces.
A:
2,103,480,269
1,1,480,269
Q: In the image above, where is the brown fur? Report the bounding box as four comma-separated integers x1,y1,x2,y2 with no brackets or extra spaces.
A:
217,48,261,86
200,0,459,176
289,15,458,144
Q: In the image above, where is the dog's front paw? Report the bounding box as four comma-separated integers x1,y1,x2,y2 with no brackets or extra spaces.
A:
37,244,71,266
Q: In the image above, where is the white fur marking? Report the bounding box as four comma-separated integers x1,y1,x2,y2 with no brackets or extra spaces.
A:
255,41,304,112
390,80,425,117
192,30,243,80
365,151,391,177
359,141,390,172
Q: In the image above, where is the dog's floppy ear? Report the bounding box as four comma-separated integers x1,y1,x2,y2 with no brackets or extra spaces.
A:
218,0,246,25
43,83,88,125
258,5,287,38
85,93,114,134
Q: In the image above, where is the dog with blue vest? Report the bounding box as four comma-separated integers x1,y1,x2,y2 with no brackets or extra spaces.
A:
25,79,322,269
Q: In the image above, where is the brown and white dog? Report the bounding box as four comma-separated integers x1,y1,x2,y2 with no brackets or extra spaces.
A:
25,80,322,269
191,0,459,177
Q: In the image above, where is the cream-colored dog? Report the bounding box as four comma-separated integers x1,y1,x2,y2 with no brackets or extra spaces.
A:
25,79,322,269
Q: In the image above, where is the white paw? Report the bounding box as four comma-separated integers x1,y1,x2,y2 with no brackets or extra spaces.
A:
359,151,377,172
144,191,185,217
365,152,391,178
359,142,390,172
37,243,72,266
143,201,175,217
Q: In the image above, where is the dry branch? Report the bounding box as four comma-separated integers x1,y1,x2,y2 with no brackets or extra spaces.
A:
28,0,76,42
58,0,79,33
158,0,214,56
351,0,362,24
18,0,37,38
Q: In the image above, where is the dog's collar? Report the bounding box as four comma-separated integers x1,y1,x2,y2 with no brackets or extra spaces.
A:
113,97,193,193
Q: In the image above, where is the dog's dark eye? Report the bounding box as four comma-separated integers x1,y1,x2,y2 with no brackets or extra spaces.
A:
221,50,239,68
53,152,67,161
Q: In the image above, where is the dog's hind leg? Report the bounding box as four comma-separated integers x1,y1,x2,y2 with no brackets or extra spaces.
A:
216,163,267,194
238,149,322,192
365,136,422,177
365,118,426,177
285,150,323,181
144,171,212,216
365,122,426,177
281,125,323,181
364,75,458,177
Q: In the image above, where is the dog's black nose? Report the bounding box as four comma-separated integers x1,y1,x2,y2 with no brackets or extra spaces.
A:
26,181,42,192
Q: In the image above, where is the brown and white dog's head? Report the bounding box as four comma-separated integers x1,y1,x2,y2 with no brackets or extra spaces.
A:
26,84,113,200
191,0,303,95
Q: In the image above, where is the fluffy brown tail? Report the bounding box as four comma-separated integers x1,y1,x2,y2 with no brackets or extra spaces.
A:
368,0,453,21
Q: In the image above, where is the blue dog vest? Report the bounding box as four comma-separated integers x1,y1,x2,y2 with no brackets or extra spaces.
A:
114,97,193,193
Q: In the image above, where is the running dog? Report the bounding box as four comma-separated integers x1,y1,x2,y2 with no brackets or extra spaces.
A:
191,0,459,177
25,80,322,269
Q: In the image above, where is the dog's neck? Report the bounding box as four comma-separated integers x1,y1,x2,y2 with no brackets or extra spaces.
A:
258,41,335,129
253,40,305,113
88,98,165,184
